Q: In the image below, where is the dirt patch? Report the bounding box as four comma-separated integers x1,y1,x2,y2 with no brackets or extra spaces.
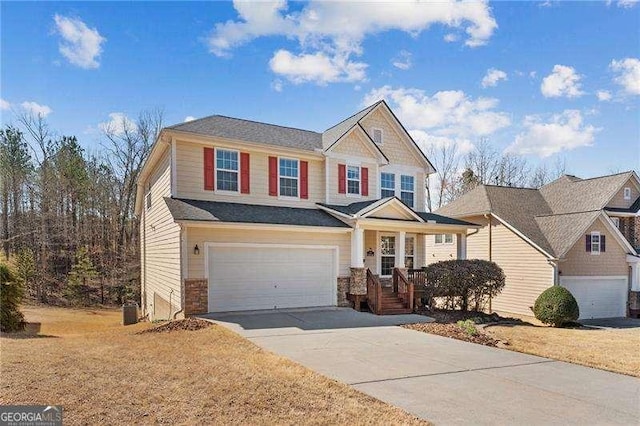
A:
138,318,212,334
404,322,499,346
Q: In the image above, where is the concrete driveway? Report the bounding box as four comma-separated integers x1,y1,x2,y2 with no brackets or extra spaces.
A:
202,308,640,425
581,317,640,329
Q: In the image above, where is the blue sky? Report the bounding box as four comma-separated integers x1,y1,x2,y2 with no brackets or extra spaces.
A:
1,1,638,177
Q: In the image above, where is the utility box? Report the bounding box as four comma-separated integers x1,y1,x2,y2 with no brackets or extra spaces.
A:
122,303,138,325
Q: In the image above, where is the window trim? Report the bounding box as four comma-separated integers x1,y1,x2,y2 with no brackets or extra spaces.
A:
371,127,383,145
379,233,396,277
380,172,395,198
590,231,601,255
435,234,454,245
623,187,631,200
214,147,240,194
346,164,361,197
278,156,300,199
400,174,415,208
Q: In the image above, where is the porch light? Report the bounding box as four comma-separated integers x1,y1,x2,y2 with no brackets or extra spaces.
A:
194,245,200,255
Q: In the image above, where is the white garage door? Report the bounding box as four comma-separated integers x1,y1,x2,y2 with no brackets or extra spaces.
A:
560,276,628,319
207,244,336,312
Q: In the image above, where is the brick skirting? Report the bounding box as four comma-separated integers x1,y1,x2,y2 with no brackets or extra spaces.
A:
184,279,208,316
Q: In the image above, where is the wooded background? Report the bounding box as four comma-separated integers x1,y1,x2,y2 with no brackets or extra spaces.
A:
0,109,566,306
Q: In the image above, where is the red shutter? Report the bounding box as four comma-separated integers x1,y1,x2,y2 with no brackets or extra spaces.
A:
585,235,591,252
204,147,214,190
268,156,278,196
240,152,250,194
300,160,308,199
338,164,346,194
361,167,368,196
601,235,606,252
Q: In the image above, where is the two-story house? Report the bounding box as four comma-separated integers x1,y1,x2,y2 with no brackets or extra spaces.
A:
135,101,477,320
429,172,640,320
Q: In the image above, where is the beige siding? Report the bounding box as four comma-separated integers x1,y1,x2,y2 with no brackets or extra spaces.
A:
490,221,553,316
425,234,457,264
141,149,182,320
364,230,377,272
606,177,640,209
466,216,491,260
326,156,379,205
561,218,629,276
175,139,324,208
331,131,378,159
360,108,423,168
186,227,352,279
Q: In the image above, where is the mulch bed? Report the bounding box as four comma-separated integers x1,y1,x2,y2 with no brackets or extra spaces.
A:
415,308,521,324
403,322,500,346
138,318,213,334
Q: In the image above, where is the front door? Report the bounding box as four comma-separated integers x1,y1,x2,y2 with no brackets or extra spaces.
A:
380,235,395,277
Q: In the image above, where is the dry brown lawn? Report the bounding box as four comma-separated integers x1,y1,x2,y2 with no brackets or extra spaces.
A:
1,305,428,425
485,323,640,377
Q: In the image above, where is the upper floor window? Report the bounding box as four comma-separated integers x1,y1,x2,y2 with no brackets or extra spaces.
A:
611,217,620,228
371,128,383,145
624,187,631,200
590,232,601,255
381,173,395,198
347,165,361,195
279,158,299,197
400,175,414,208
435,234,453,245
216,149,239,192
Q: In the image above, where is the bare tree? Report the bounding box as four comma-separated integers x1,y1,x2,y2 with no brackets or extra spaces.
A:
425,142,459,211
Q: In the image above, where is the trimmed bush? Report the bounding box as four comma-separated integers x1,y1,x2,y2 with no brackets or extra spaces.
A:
1,263,26,332
425,259,506,311
533,286,580,327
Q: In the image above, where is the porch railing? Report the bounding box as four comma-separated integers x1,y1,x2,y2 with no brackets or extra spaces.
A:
366,268,382,315
393,268,414,312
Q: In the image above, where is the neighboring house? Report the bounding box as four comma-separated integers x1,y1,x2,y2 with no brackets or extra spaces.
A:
135,101,477,320
429,172,640,319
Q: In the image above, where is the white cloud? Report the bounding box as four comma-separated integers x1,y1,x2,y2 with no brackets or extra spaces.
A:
271,80,284,92
208,1,497,85
269,49,366,84
481,68,507,88
443,33,459,43
529,71,537,79
53,14,106,69
392,50,412,70
363,85,510,157
505,110,598,158
99,112,136,136
610,57,640,95
616,0,638,7
596,90,612,101
184,116,196,122
540,65,584,98
0,99,10,110
20,101,52,117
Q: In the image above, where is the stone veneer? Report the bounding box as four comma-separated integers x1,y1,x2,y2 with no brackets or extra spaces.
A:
184,279,208,316
619,217,639,250
349,267,367,295
337,277,350,307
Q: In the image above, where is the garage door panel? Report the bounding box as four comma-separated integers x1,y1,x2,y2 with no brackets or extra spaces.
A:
560,277,627,319
208,245,336,312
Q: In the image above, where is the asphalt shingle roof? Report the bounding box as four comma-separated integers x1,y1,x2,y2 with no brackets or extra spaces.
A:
317,199,381,216
321,102,381,149
164,198,350,228
168,115,323,152
434,171,638,258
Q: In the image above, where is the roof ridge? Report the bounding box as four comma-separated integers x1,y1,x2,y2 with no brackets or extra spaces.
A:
323,101,382,133
166,113,220,129
213,115,322,135
534,209,602,218
483,184,539,190
564,170,633,183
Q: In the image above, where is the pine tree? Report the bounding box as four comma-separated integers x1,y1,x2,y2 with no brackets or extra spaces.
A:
15,248,36,299
66,247,98,305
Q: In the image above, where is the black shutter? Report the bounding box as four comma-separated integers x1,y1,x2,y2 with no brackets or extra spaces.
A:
585,235,591,252
601,235,606,252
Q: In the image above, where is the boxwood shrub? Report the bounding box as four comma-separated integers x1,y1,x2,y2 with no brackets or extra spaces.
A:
533,286,580,327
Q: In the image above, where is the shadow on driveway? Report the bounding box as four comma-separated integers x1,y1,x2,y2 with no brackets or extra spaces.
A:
580,317,640,329
198,307,433,332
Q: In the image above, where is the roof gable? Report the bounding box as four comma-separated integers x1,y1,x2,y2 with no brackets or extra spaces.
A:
324,124,389,163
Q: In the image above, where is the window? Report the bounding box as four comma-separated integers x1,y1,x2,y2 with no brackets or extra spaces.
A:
405,236,415,269
590,232,601,255
381,173,395,198
216,149,239,192
435,234,453,245
380,235,395,276
400,175,414,208
279,158,299,197
347,165,360,195
624,187,631,200
145,192,152,211
611,217,620,228
371,128,383,145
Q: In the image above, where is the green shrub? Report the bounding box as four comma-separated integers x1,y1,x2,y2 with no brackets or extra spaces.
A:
457,319,478,336
1,263,26,332
425,259,506,311
533,286,579,327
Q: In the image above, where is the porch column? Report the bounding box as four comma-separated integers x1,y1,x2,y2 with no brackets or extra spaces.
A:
630,261,639,291
351,227,364,268
395,231,406,268
456,233,467,260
